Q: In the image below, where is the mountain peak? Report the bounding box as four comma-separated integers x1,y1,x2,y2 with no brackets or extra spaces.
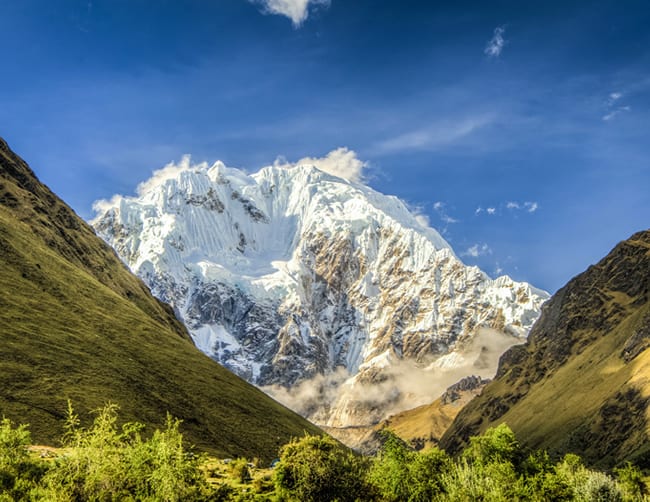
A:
93,156,548,434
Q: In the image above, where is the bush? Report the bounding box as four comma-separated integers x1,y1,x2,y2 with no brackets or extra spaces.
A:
38,402,209,501
274,434,370,502
368,430,450,501
230,458,252,484
462,423,521,467
0,417,46,499
615,461,647,501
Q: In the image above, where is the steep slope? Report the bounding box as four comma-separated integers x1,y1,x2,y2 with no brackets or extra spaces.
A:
92,156,548,430
0,138,321,461
441,230,650,468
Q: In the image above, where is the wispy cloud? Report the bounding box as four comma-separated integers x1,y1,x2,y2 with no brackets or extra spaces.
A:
433,201,459,224
508,201,538,212
485,26,506,58
250,0,330,27
603,91,631,121
524,201,538,213
473,206,496,215
376,115,493,153
462,243,492,258
477,201,538,216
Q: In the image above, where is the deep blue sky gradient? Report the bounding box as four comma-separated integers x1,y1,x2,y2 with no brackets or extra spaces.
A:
1,0,649,292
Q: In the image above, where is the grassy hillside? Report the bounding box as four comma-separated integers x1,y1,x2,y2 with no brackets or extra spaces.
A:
0,137,321,461
376,378,487,451
441,230,650,468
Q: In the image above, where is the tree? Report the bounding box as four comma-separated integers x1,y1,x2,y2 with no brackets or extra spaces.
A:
462,423,521,467
368,430,450,502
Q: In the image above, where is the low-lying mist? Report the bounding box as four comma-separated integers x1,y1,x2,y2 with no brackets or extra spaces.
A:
264,328,522,427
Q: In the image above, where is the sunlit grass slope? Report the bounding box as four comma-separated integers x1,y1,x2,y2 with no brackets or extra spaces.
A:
441,230,650,468
0,138,321,461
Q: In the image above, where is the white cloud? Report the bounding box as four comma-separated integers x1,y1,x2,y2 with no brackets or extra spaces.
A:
414,214,430,228
250,0,330,27
524,201,538,213
478,201,539,216
376,115,493,153
603,91,631,121
603,106,631,121
433,201,458,224
609,92,623,102
135,155,200,196
91,155,206,221
462,243,492,258
485,26,506,58
277,147,367,182
91,194,123,218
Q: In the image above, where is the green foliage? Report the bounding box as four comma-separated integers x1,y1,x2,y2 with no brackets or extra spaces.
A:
0,405,646,501
0,417,46,500
0,417,30,468
462,423,521,467
615,461,648,501
229,458,252,484
37,403,210,501
274,434,370,502
369,430,450,501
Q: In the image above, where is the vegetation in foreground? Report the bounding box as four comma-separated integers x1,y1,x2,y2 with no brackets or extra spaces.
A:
1,405,648,501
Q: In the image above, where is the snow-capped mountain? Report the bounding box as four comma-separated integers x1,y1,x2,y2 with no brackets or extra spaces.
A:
92,155,548,428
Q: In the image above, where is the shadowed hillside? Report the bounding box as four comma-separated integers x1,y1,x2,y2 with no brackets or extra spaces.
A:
441,230,650,468
0,138,321,461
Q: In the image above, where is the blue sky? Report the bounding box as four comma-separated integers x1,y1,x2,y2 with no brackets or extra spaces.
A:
1,0,649,293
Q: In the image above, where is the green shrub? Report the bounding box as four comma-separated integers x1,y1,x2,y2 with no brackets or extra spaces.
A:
230,458,252,484
615,461,647,501
274,434,370,502
0,417,46,500
368,430,450,501
38,402,209,501
461,423,521,467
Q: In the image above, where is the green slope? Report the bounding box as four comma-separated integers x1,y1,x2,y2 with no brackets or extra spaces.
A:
440,230,650,468
0,138,321,461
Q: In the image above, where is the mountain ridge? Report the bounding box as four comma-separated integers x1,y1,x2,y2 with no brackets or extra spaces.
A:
0,138,322,461
440,229,650,468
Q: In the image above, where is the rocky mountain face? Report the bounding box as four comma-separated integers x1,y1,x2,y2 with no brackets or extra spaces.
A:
0,138,321,460
92,156,548,430
441,230,650,468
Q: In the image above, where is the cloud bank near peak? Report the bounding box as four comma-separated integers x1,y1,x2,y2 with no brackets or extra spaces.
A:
276,147,367,183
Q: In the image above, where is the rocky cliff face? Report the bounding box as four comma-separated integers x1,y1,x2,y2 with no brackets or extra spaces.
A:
441,230,650,468
92,156,548,428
